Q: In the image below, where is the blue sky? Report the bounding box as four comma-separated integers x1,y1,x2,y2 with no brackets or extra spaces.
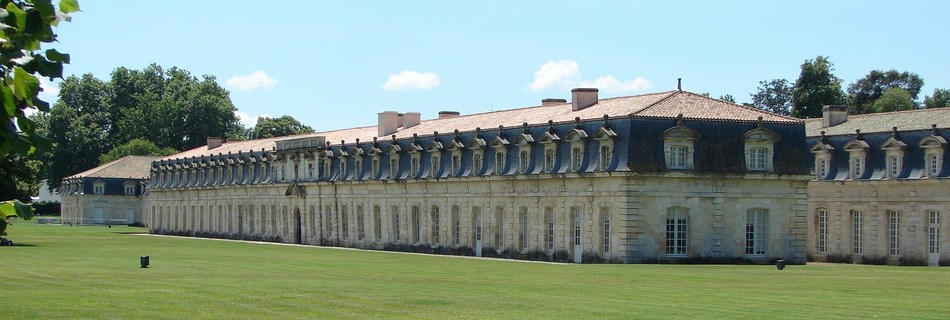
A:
45,1,950,131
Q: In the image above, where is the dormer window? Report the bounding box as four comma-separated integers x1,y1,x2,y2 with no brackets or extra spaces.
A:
93,181,105,195
843,140,869,179
662,121,699,171
881,134,907,179
430,154,441,177
519,149,529,174
451,153,461,176
386,143,401,179
544,149,555,173
540,125,560,173
515,127,534,174
124,182,136,195
595,123,617,171
491,134,510,176
472,150,483,176
920,132,946,178
410,157,419,178
408,139,423,179
566,127,588,172
427,140,443,178
743,126,779,173
494,151,506,175
811,141,833,180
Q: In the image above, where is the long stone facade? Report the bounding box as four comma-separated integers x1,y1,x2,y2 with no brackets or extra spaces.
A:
147,89,812,263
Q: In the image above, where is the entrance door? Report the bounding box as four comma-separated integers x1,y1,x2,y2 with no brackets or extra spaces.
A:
474,208,482,257
573,209,582,263
929,210,940,266
293,208,302,244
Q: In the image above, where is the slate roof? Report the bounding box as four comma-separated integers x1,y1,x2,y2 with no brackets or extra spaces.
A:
163,90,799,160
804,108,950,137
67,156,158,179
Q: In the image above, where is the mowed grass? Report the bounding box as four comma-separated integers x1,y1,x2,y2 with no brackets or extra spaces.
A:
3,225,949,319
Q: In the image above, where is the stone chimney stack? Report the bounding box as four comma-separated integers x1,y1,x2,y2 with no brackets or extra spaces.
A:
207,137,223,150
821,105,848,128
403,112,421,129
542,98,567,107
571,88,599,111
378,111,400,137
438,111,460,119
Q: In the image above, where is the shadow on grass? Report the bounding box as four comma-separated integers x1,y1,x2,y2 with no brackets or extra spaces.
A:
1,243,39,247
112,231,149,235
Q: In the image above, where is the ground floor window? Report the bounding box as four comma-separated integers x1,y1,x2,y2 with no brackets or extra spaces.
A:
816,209,828,253
746,209,768,256
666,207,688,256
851,210,863,254
545,207,554,254
520,207,529,251
929,210,940,255
601,207,610,256
392,205,401,242
889,210,900,256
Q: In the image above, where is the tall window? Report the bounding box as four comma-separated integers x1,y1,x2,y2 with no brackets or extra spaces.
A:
570,146,583,172
816,158,828,179
374,205,382,241
341,206,349,239
545,207,555,254
389,157,399,179
452,206,461,246
391,205,400,242
746,209,768,256
520,207,529,251
888,156,901,178
410,157,419,178
852,210,863,254
371,157,380,179
340,160,348,180
816,209,828,253
473,207,482,244
324,205,333,238
850,157,863,178
495,151,506,175
929,153,941,177
929,210,940,255
431,155,440,177
495,207,505,248
544,148,555,172
354,158,362,179
411,206,421,243
601,207,610,256
357,206,365,241
323,160,331,181
431,206,440,244
889,210,900,256
666,207,688,256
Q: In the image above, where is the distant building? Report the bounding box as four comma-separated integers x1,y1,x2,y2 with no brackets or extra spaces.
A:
59,156,156,225
806,106,950,266
35,180,61,203
147,88,812,264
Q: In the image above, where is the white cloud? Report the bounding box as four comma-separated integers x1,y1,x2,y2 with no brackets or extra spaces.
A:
383,71,440,90
580,75,651,93
226,71,277,90
235,111,269,128
527,60,650,94
527,60,580,92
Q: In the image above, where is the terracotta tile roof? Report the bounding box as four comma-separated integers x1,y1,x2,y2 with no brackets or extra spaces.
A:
67,156,158,179
163,90,798,160
804,108,950,137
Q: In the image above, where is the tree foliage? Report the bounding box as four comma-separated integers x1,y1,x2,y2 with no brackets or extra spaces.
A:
45,64,241,189
750,79,793,116
0,0,78,157
847,69,924,113
872,87,914,113
0,153,39,202
99,138,177,164
924,88,950,109
250,115,314,139
718,94,735,103
791,56,846,118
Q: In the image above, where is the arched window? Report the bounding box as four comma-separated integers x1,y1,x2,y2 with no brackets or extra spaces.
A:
843,139,869,179
427,139,444,178
920,131,946,178
881,133,907,179
662,120,699,170
743,125,779,172
515,127,534,174
540,128,560,173
595,124,617,171
810,138,834,180
566,127,588,172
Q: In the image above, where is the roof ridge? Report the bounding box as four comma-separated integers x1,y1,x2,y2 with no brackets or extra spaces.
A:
630,90,681,115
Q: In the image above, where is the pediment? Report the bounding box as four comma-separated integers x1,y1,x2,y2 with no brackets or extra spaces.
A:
595,127,618,140
880,137,907,150
284,181,306,198
515,133,534,145
843,140,869,152
920,135,947,148
566,129,588,142
539,131,560,144
810,142,834,153
427,140,444,152
490,136,510,148
742,127,779,143
465,138,485,150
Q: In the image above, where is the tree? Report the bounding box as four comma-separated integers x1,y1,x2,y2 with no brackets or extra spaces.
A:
250,115,314,139
99,138,178,164
872,87,914,113
847,69,924,113
924,88,950,108
750,79,793,116
719,94,736,103
0,153,40,202
46,64,240,189
791,56,846,118
0,0,78,157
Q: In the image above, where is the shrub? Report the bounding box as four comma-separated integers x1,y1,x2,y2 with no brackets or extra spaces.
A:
456,246,475,256
552,250,570,263
581,251,605,264
525,250,549,261
481,247,499,258
498,248,522,260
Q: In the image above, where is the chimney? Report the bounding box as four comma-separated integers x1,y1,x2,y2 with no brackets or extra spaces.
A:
821,105,848,128
438,111,460,119
571,88,599,111
403,112,421,129
378,111,399,137
207,137,223,150
677,78,682,91
542,98,567,107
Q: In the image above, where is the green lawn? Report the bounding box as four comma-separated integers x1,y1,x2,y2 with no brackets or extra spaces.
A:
3,224,948,319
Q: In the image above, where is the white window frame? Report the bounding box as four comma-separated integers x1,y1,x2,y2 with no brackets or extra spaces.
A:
570,144,584,172
430,153,441,178
472,150,483,176
391,205,401,242
816,209,828,253
745,209,768,256
124,183,136,196
852,210,863,255
410,156,420,178
519,148,530,174
451,151,461,176
666,207,688,256
889,210,900,256
743,127,778,172
881,138,906,179
520,207,529,252
663,125,698,171
494,150,506,175
93,181,105,195
543,147,555,173
598,143,613,171
601,207,611,257
929,210,940,255
495,207,505,248
921,136,946,178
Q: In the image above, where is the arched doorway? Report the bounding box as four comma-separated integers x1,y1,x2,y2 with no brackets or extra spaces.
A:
293,207,302,244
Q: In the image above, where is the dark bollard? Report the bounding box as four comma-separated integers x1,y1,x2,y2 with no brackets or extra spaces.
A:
776,259,785,270
140,255,150,268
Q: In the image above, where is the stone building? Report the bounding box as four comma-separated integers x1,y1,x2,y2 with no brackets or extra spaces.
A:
147,88,812,263
60,156,155,225
806,106,950,266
